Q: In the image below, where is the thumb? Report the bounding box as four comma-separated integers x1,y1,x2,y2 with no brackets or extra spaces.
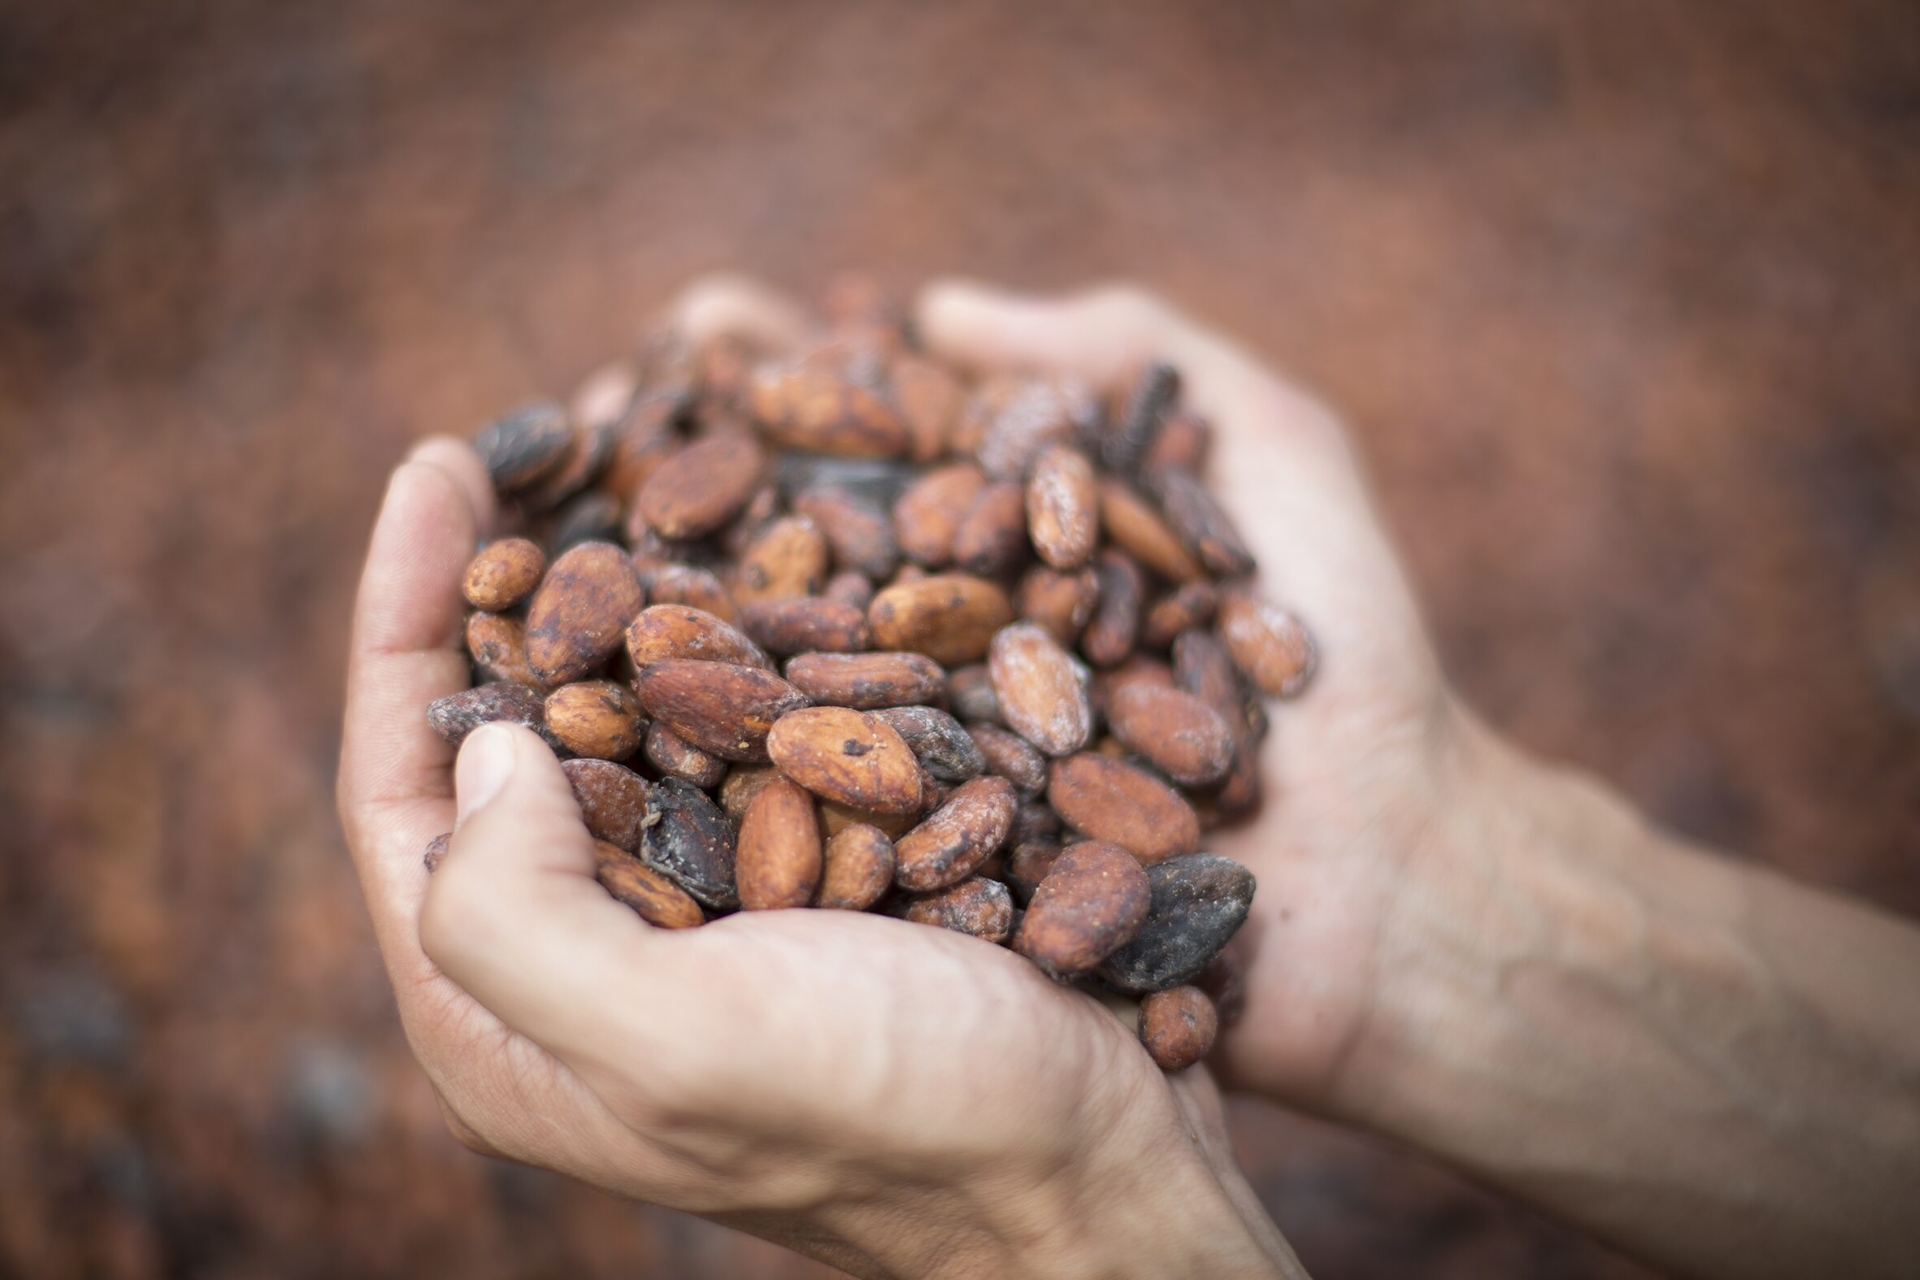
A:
419,723,660,1061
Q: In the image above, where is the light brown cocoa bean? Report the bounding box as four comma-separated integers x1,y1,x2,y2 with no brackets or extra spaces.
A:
1013,840,1151,977
1025,444,1098,570
766,706,924,814
562,758,650,852
749,365,912,457
894,463,987,566
1103,683,1236,787
1097,479,1206,584
737,777,823,910
738,597,871,656
636,430,765,539
1017,565,1100,648
631,659,811,761
594,839,705,929
816,823,896,910
644,721,727,788
894,876,1013,943
524,541,647,686
950,481,1028,578
1003,839,1063,903
732,515,829,604
625,603,771,669
783,651,946,709
867,573,1013,666
466,611,542,688
462,538,548,611
1140,582,1218,650
988,622,1091,758
893,774,1017,892
964,723,1048,799
544,680,646,760
1081,549,1144,669
641,563,738,622
823,570,875,610
889,353,963,463
1215,591,1318,698
717,762,781,820
1046,753,1199,864
1151,468,1255,578
601,393,682,502
1138,986,1217,1071
793,488,899,581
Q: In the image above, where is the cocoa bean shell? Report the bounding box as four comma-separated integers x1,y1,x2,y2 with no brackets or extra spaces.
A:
638,777,738,910
1080,549,1144,669
950,481,1029,578
793,488,899,580
1215,592,1318,699
868,706,985,783
473,401,571,492
893,463,987,567
466,611,542,688
1097,853,1256,994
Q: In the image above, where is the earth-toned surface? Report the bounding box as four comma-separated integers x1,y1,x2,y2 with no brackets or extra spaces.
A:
2,1,1915,1276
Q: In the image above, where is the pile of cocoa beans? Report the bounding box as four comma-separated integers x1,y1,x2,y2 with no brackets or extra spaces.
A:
423,284,1315,1072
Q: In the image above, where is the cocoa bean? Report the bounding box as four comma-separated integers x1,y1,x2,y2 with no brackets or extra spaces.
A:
783,651,946,710
562,758,650,852
868,705,985,783
894,876,1013,943
524,542,646,686
462,538,548,611
637,430,765,539
544,680,646,760
631,660,811,762
739,597,871,656
894,463,987,567
1215,591,1318,699
1103,683,1235,787
1013,840,1151,977
1081,549,1144,669
736,777,823,910
1046,753,1199,864
1025,444,1099,570
894,774,1017,892
1138,986,1216,1071
964,723,1048,799
765,706,924,814
988,622,1092,758
1097,854,1256,994
626,603,772,669
594,839,706,929
816,824,896,910
644,721,728,789
867,573,1013,667
473,401,571,492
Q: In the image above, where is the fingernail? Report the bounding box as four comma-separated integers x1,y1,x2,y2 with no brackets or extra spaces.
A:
455,724,517,826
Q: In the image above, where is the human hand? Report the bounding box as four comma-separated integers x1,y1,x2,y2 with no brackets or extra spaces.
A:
915,280,1483,1120
335,282,1305,1280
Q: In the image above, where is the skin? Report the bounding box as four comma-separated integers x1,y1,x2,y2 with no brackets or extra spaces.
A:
340,276,1920,1280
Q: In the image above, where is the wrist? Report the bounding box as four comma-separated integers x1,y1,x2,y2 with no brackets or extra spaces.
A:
821,1073,1304,1279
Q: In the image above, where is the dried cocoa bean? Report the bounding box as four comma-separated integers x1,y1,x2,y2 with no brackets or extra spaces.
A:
1013,840,1151,977
427,682,560,751
626,603,772,669
868,573,1013,667
1081,549,1144,669
739,597,871,656
894,463,987,567
473,401,571,492
1097,853,1256,994
893,774,1017,892
988,622,1092,758
964,723,1048,799
637,430,765,539
462,538,548,611
638,777,738,911
783,651,946,710
793,488,898,580
1046,753,1199,864
1102,683,1235,787
644,721,728,789
631,659,811,761
562,758,650,852
816,823,896,910
544,680,646,760
766,706,924,815
894,876,1013,943
524,541,646,686
595,839,706,929
1017,565,1100,648
737,777,823,910
466,611,542,688
1025,444,1099,570
1215,591,1318,698
1138,985,1216,1071
869,705,985,783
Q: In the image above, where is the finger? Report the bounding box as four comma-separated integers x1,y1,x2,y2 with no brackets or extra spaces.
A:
664,272,815,354
420,724,675,1067
338,440,495,975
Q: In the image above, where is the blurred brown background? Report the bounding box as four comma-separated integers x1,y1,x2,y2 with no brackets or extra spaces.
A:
2,0,1916,1276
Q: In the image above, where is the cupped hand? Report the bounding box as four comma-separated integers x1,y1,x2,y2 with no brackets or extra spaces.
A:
915,281,1477,1118
336,280,1302,1280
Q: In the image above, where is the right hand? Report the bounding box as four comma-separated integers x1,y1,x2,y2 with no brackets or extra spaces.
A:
916,281,1484,1118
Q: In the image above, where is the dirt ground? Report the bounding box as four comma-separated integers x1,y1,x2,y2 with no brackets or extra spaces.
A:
1,1,1915,1276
